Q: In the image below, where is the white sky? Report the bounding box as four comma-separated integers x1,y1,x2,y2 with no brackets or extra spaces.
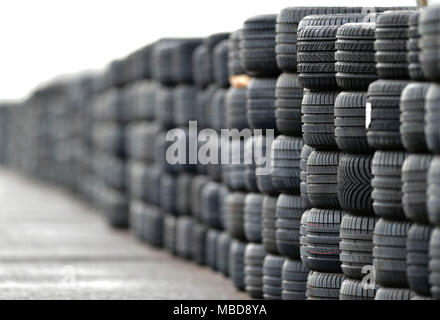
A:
0,0,416,101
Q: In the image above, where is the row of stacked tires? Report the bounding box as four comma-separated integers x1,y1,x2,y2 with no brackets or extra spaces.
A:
2,5,440,301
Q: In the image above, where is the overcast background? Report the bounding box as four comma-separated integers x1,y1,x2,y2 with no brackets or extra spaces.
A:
0,0,416,101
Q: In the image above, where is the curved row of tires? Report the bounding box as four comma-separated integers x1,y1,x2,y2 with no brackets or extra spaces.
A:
2,5,440,301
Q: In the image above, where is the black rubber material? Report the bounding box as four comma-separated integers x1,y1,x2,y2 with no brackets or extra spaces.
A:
263,195,279,255
300,145,313,209
306,271,346,300
191,222,207,265
371,151,408,220
373,218,411,288
275,73,303,135
281,258,308,300
206,229,220,271
306,208,345,272
340,213,377,280
244,137,259,192
339,278,376,300
227,192,247,241
425,84,440,153
307,150,342,209
302,90,340,149
190,175,210,220
225,86,249,130
228,30,245,76
367,79,411,150
337,153,373,214
407,223,434,296
200,181,222,228
176,173,194,216
156,84,175,130
216,231,231,276
213,39,230,88
334,91,371,153
402,154,433,224
428,157,440,227
229,239,246,291
172,38,203,84
276,194,303,258
163,213,177,255
159,173,178,216
244,243,266,299
247,77,277,130
244,193,263,243
300,210,310,268
130,201,164,248
374,287,414,300
400,82,431,152
271,135,303,193
429,227,440,299
176,216,195,259
241,14,280,76
254,135,278,195
209,88,227,131
263,255,285,300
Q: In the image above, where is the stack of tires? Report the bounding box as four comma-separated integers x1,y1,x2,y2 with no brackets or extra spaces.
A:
190,33,231,272
408,6,440,300
91,61,133,228
368,10,415,300
297,13,368,300
240,13,281,300
333,22,378,300
126,43,167,248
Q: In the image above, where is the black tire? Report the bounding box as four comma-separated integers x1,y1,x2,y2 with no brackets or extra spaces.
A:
254,135,278,195
300,145,313,209
271,135,303,193
371,151,408,220
302,90,340,149
192,44,210,88
400,82,430,152
190,175,210,220
176,173,194,216
420,8,440,81
130,201,164,248
281,258,308,300
172,38,203,84
374,287,414,300
228,30,245,77
263,195,279,255
306,208,344,273
241,14,280,76
425,84,440,153
306,271,346,300
159,173,178,216
225,138,247,191
429,227,440,299
225,87,249,130
213,39,230,88
163,213,177,255
276,194,303,258
244,193,264,243
263,255,285,300
128,80,156,121
339,278,376,300
209,88,227,130
338,154,373,214
402,154,433,223
226,192,247,241
125,121,159,162
195,85,217,129
307,150,342,209
244,243,266,299
176,216,195,259
247,77,277,130
407,223,434,296
192,223,207,265
373,218,411,288
340,213,378,279
275,73,303,135
229,239,246,291
244,137,259,192
300,210,310,268
216,232,232,276
206,229,220,271
367,79,410,150
428,157,440,227
334,91,371,153
200,181,222,228
155,84,175,129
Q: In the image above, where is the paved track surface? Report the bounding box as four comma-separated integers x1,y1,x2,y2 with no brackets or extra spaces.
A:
0,168,248,299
